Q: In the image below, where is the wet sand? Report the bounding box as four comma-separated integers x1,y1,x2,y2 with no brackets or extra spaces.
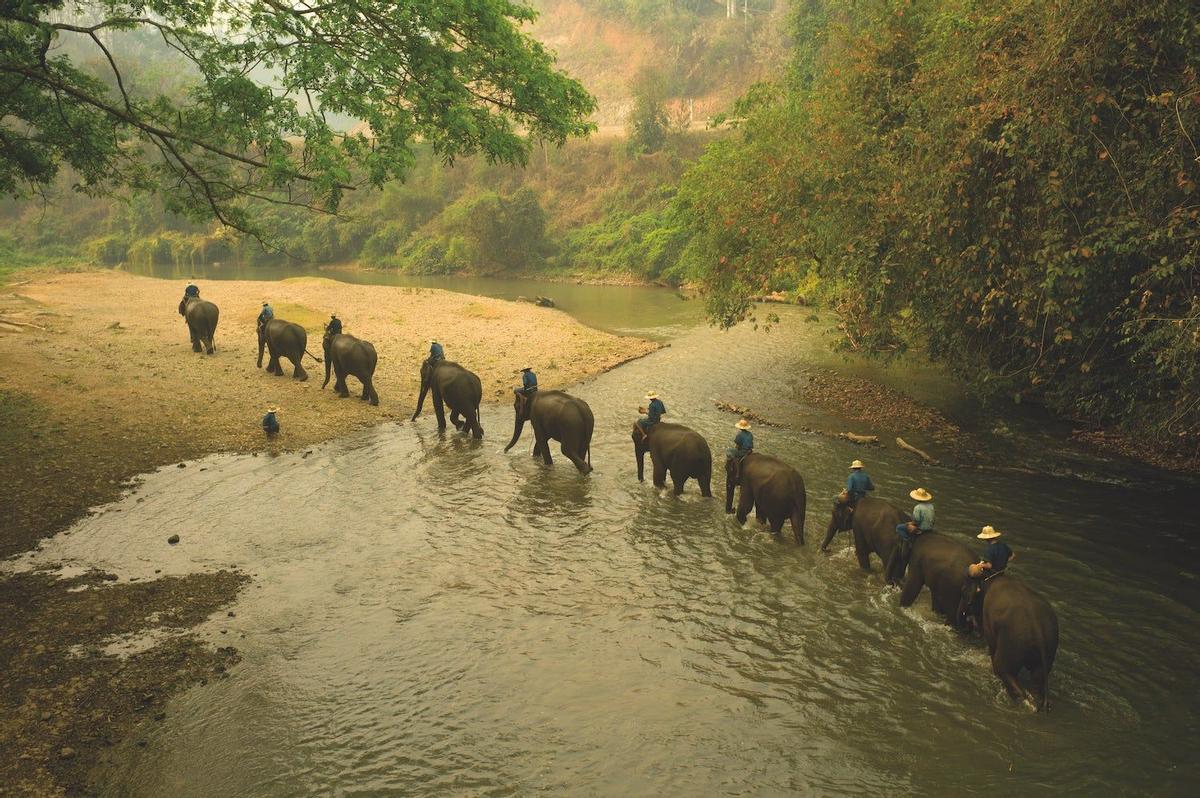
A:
0,269,658,795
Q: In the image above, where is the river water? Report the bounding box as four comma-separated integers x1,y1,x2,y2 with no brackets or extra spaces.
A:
13,276,1200,795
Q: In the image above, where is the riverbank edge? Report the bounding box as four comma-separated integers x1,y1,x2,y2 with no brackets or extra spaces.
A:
0,265,664,797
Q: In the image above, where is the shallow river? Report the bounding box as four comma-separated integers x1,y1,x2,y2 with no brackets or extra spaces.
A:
15,279,1200,795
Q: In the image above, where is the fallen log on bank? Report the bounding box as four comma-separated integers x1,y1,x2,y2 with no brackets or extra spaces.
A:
896,436,939,465
711,400,783,427
839,432,880,445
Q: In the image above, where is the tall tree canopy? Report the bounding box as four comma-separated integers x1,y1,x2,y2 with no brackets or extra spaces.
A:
677,0,1200,446
0,0,596,235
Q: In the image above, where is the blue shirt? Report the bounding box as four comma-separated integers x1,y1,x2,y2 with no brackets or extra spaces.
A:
895,522,916,543
522,370,538,391
430,342,444,360
912,502,935,531
734,430,753,454
846,471,875,499
982,541,1013,572
184,285,199,298
258,305,274,324
646,398,665,423
262,412,279,433
326,318,342,336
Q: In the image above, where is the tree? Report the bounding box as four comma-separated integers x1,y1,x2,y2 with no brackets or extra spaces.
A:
0,1,596,239
626,66,669,154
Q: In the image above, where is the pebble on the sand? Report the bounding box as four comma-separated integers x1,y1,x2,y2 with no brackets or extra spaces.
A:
59,747,76,760
167,534,180,545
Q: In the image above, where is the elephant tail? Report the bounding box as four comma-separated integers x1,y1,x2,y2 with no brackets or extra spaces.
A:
304,348,324,363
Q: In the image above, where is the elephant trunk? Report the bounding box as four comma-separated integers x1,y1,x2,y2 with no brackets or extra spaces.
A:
504,414,526,453
820,516,839,551
322,337,333,388
412,376,429,421
256,328,265,368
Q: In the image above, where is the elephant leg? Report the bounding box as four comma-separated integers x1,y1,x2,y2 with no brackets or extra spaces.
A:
671,470,686,496
853,539,871,571
1030,665,1050,712
652,460,668,489
294,359,308,381
768,515,785,537
755,506,767,524
698,473,712,498
735,486,754,525
359,378,370,401
334,367,349,397
432,394,448,431
994,657,1030,704
366,379,379,406
205,330,215,355
190,326,202,352
790,508,805,545
449,408,464,430
898,562,924,608
268,355,283,376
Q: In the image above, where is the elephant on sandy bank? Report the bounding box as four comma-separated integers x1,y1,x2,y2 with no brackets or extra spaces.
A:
177,296,218,354
257,318,319,381
960,574,1060,711
323,333,379,405
821,496,904,582
632,421,712,496
725,453,807,544
412,359,483,438
504,390,593,474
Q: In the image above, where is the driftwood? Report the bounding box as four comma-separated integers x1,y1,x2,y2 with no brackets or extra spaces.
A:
839,432,880,445
896,437,938,464
0,316,48,331
711,400,782,427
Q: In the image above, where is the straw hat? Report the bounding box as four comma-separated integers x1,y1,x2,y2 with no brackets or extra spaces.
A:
909,487,933,502
849,460,864,470
430,339,439,345
521,365,533,372
261,302,269,307
330,312,338,318
977,525,1002,540
646,391,659,399
735,419,752,430
266,406,279,414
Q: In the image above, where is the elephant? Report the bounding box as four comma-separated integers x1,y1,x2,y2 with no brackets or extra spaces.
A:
504,390,593,474
725,453,807,544
959,575,1060,711
322,333,379,405
257,318,319,381
820,496,904,581
632,421,712,496
898,532,976,625
177,296,219,354
411,359,483,438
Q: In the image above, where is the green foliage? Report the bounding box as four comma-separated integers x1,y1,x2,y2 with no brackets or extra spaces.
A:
0,0,596,240
626,68,671,154
677,0,1200,446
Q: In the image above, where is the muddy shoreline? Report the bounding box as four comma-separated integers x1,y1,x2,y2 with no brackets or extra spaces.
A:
0,269,658,796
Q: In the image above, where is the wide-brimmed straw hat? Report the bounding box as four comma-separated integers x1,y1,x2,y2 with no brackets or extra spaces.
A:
330,312,338,318
978,525,1002,540
646,391,659,399
266,406,279,414
735,419,752,430
910,487,933,502
430,339,439,344
261,301,269,307
850,459,864,470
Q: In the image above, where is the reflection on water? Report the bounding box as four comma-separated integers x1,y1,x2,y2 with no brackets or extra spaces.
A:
9,309,1197,796
121,261,702,341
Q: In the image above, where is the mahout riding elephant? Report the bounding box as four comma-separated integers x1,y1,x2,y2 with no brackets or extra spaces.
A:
322,333,379,405
504,390,593,474
898,532,976,624
959,575,1059,711
257,318,319,381
632,421,712,496
821,496,903,580
177,296,219,354
725,453,807,543
411,359,483,438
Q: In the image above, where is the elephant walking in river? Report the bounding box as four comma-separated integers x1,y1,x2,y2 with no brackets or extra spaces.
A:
821,496,904,581
412,359,483,438
505,390,593,474
177,296,218,354
323,333,379,405
960,575,1060,711
898,532,976,625
725,453,807,543
633,421,712,496
257,318,318,381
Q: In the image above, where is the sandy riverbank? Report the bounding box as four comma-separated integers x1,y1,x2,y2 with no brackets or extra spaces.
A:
0,268,658,795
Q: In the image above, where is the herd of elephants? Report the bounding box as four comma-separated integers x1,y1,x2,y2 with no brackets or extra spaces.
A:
178,292,1060,712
